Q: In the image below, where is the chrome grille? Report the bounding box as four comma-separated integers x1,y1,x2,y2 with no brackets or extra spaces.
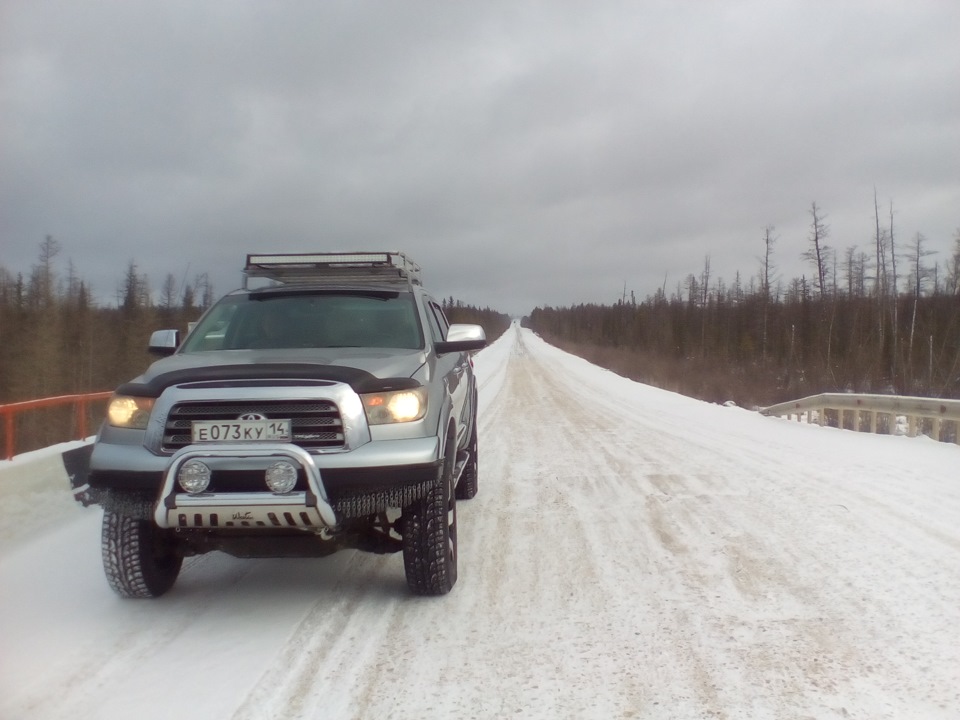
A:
163,400,344,452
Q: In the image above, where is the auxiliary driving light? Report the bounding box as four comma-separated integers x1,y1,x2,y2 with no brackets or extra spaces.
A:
178,460,211,494
265,461,298,494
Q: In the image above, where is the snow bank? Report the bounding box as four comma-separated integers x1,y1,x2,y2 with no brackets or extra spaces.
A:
0,440,94,553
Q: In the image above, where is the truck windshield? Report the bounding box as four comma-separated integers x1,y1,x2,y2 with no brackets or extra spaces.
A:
180,291,424,352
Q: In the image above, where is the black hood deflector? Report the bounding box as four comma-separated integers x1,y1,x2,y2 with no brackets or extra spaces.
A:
116,363,419,398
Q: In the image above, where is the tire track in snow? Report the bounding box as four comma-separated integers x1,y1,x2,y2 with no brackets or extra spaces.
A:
471,331,732,715
474,330,960,717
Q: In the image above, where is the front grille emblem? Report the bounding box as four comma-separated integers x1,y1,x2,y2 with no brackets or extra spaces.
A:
238,413,268,421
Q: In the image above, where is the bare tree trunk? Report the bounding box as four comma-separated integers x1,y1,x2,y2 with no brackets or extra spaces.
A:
826,252,837,383
874,189,886,358
889,201,899,388
805,202,830,297
948,229,960,295
762,226,776,361
907,233,932,393
700,255,710,358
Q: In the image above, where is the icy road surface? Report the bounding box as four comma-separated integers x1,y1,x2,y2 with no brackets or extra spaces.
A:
2,324,958,720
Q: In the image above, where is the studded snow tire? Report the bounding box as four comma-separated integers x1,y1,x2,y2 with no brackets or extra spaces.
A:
401,437,457,595
101,510,183,598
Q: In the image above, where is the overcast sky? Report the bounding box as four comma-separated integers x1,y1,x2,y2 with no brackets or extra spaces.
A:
2,1,958,315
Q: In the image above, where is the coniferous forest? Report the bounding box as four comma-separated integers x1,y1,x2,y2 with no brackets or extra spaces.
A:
526,217,960,408
0,237,510,452
0,237,512,407
2,218,959,453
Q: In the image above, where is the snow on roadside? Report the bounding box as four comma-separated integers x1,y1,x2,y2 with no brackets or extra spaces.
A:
0,439,94,551
1,326,958,719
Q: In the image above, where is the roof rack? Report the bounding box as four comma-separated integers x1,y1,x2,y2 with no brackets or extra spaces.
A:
243,251,422,289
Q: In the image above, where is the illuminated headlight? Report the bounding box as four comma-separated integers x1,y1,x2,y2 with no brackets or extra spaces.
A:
361,387,427,424
265,461,298,494
178,460,211,494
107,395,155,429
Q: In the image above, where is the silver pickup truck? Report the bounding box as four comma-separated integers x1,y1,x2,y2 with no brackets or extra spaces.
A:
89,252,485,597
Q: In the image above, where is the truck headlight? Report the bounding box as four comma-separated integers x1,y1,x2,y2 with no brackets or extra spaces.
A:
361,387,427,424
107,395,155,429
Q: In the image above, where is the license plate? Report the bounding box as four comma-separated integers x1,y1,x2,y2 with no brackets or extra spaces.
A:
191,419,292,443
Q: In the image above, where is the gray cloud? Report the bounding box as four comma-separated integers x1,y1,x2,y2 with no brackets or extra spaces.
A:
2,1,958,315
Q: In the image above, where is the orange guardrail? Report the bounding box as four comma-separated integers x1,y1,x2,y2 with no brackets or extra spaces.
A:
1,392,113,460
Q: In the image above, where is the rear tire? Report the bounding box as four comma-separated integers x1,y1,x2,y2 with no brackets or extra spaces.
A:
101,511,183,598
401,439,457,595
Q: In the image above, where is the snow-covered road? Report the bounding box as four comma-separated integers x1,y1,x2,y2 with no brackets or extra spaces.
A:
2,324,958,719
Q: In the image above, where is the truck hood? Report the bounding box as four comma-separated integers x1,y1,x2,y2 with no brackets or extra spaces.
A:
116,348,428,398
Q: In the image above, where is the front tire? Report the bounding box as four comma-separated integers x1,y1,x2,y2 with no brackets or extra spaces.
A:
101,511,183,598
401,439,458,595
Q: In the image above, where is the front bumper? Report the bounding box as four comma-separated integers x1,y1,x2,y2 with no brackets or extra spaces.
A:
92,437,443,526
156,444,337,529
90,435,441,478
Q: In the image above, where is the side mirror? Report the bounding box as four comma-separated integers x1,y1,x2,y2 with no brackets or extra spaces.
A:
148,329,180,357
435,324,487,354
